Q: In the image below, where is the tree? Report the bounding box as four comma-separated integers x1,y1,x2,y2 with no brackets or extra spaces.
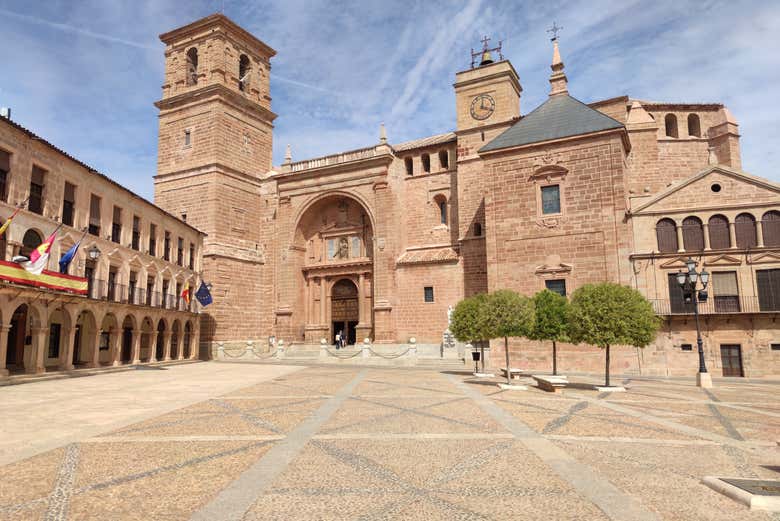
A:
485,289,535,385
450,294,490,372
568,283,660,387
530,289,569,375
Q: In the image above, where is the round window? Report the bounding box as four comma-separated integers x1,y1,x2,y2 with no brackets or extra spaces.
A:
710,183,722,193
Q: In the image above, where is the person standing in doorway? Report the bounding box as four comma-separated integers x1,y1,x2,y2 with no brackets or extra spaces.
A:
335,330,342,350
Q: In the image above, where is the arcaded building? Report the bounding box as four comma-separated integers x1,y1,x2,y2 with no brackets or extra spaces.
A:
2,13,778,378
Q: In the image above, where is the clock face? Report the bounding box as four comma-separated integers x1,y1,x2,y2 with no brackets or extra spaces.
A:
470,94,495,120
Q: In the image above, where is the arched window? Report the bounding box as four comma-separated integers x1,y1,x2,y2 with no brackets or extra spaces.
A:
687,114,701,137
421,153,431,173
404,157,413,176
735,213,757,249
762,210,780,247
21,229,42,258
708,214,730,249
186,48,198,86
656,218,678,252
664,114,678,138
682,216,704,251
434,195,447,225
438,150,449,170
238,54,250,92
474,222,482,237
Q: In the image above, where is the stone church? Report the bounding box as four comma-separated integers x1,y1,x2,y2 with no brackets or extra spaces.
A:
153,14,780,377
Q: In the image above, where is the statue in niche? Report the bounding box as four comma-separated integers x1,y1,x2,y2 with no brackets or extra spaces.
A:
336,236,349,259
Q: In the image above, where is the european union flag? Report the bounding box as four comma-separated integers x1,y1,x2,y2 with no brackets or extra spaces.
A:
195,281,213,307
58,240,81,274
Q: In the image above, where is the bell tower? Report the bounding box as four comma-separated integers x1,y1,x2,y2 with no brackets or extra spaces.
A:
153,14,278,347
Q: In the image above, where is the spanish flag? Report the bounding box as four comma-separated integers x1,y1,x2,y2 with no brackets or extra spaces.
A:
0,207,21,238
21,227,59,275
181,282,191,305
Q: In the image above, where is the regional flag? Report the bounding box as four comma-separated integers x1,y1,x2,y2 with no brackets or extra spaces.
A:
21,228,58,275
181,283,191,305
195,281,212,307
0,207,21,238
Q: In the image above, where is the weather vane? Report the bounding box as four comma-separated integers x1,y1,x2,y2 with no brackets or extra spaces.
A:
547,22,563,41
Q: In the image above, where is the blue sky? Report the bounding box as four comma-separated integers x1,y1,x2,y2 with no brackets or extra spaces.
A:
0,0,778,200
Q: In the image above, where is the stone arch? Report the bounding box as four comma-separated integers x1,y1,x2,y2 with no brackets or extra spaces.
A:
762,210,780,247
140,316,155,362
120,314,138,364
5,303,42,373
664,114,678,138
186,47,198,86
155,317,168,361
656,218,678,252
681,216,704,251
292,190,377,241
735,212,757,249
183,320,194,359
73,308,98,367
433,194,448,225
46,306,73,370
20,228,43,258
99,313,119,366
708,214,730,249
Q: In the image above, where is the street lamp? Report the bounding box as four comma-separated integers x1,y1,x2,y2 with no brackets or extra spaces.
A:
87,245,101,260
676,257,712,388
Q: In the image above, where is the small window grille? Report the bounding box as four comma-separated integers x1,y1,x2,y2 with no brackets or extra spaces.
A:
681,344,693,351
424,286,434,303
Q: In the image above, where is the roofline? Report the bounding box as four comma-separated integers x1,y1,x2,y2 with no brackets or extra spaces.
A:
588,95,629,108
159,13,276,58
630,164,780,215
478,127,630,157
639,102,723,111
0,117,207,237
393,133,457,153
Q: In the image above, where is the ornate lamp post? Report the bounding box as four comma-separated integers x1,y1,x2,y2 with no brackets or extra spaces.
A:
676,257,712,388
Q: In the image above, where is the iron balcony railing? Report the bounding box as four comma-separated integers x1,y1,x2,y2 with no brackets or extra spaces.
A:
85,279,194,311
649,296,778,316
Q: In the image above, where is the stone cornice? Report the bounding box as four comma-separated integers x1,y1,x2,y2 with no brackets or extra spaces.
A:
155,83,277,124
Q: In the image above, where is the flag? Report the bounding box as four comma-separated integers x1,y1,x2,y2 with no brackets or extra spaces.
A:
181,283,191,305
21,228,58,275
195,281,212,307
58,232,86,273
0,207,21,238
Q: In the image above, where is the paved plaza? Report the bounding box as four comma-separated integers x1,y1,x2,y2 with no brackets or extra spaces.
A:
0,362,778,520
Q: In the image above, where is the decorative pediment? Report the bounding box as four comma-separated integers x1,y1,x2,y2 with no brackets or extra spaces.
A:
659,256,691,270
749,252,780,265
529,163,567,182
534,254,572,275
703,254,742,267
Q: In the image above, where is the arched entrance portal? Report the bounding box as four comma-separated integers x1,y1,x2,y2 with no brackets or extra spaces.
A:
331,279,359,345
291,194,374,344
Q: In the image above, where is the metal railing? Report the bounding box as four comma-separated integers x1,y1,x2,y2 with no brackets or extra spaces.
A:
85,278,194,311
650,296,778,315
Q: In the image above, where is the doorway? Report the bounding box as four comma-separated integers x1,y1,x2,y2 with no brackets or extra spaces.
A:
7,305,27,370
720,344,743,377
121,327,133,363
331,279,359,346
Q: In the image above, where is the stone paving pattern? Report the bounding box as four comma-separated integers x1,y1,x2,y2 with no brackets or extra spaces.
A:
0,363,778,520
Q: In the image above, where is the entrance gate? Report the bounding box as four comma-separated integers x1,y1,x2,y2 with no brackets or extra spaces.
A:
331,279,358,345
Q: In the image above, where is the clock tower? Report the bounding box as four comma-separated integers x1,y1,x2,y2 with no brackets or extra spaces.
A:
153,14,278,346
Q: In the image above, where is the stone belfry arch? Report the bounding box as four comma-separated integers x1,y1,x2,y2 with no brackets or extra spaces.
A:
153,14,277,348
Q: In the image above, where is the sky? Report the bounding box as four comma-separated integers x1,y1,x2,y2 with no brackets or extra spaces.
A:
0,0,778,200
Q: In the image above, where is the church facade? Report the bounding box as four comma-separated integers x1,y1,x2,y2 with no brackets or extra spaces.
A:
154,14,780,377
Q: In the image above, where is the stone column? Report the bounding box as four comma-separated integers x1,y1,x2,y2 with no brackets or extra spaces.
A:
319,277,326,325
702,223,711,250
58,327,76,371
189,327,200,360
756,220,765,247
357,273,365,322
130,329,142,364
676,224,685,253
29,327,48,374
304,276,310,325
110,328,121,366
162,331,172,361
88,330,102,368
0,325,10,376
176,332,184,360
149,330,159,363
729,221,737,249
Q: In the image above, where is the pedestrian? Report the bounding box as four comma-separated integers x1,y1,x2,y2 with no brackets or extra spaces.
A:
341,331,346,349
335,331,341,350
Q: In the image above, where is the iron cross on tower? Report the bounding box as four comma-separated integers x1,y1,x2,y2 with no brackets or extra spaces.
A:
547,22,563,41
471,35,504,69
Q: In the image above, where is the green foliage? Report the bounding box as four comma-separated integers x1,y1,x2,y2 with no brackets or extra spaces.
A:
485,289,535,340
568,283,660,349
529,289,569,343
450,293,490,343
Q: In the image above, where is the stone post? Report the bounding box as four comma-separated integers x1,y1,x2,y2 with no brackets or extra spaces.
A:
0,325,10,376
176,333,185,360
131,329,142,364
702,223,711,250
319,338,328,359
88,329,102,368
276,339,285,359
29,326,49,374
362,337,371,358
162,331,172,361
110,328,121,366
190,328,200,360
58,327,76,371
149,330,159,363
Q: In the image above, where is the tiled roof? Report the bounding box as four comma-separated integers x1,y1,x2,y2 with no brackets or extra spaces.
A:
479,94,624,153
393,132,456,152
396,247,459,265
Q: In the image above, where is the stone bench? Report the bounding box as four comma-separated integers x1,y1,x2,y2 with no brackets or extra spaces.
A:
500,368,528,380
532,375,568,392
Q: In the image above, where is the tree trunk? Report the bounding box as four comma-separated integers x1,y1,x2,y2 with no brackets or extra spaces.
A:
605,343,610,387
552,340,557,376
480,344,485,373
504,336,510,384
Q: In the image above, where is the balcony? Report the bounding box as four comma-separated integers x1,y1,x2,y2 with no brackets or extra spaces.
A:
649,296,778,316
85,279,195,312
